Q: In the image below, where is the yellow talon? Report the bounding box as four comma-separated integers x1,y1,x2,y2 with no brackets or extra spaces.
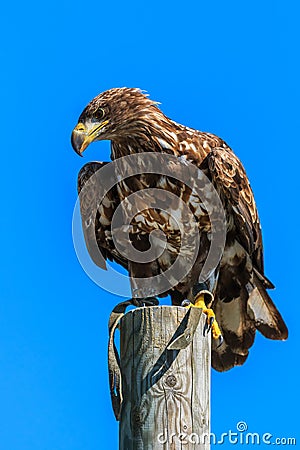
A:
185,292,223,341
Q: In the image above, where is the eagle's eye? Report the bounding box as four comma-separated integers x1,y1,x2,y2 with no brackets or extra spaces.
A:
93,108,105,121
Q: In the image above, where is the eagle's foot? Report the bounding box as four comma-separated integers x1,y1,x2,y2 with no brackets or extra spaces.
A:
131,297,159,308
182,292,223,346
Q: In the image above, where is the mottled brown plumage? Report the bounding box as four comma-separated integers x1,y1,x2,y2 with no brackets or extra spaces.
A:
72,87,288,371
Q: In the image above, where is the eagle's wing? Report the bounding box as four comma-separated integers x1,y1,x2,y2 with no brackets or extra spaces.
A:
202,142,288,371
77,162,128,271
205,144,266,277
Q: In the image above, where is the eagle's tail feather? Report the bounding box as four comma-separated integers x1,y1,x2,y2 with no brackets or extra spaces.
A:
212,273,288,372
247,273,288,340
253,267,275,289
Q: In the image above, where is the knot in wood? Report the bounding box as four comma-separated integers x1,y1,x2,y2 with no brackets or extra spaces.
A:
185,332,191,341
165,374,177,387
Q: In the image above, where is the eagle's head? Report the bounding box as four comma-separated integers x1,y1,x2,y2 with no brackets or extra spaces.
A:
71,87,161,156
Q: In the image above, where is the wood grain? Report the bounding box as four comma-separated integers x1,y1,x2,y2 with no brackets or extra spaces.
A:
119,306,211,449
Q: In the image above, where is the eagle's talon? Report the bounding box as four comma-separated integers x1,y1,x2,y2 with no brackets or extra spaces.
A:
132,297,159,308
207,316,214,334
204,322,210,336
181,299,191,307
217,335,224,348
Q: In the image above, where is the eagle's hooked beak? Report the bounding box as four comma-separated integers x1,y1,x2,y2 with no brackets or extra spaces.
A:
71,120,109,156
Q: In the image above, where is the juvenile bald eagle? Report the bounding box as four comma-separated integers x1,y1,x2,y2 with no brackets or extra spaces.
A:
71,87,287,371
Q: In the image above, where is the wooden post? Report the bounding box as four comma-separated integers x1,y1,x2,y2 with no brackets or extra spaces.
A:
118,305,211,449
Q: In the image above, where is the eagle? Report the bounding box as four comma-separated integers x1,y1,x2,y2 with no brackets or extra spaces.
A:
71,87,288,371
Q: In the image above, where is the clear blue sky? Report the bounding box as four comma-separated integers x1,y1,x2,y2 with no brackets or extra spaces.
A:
1,1,299,449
